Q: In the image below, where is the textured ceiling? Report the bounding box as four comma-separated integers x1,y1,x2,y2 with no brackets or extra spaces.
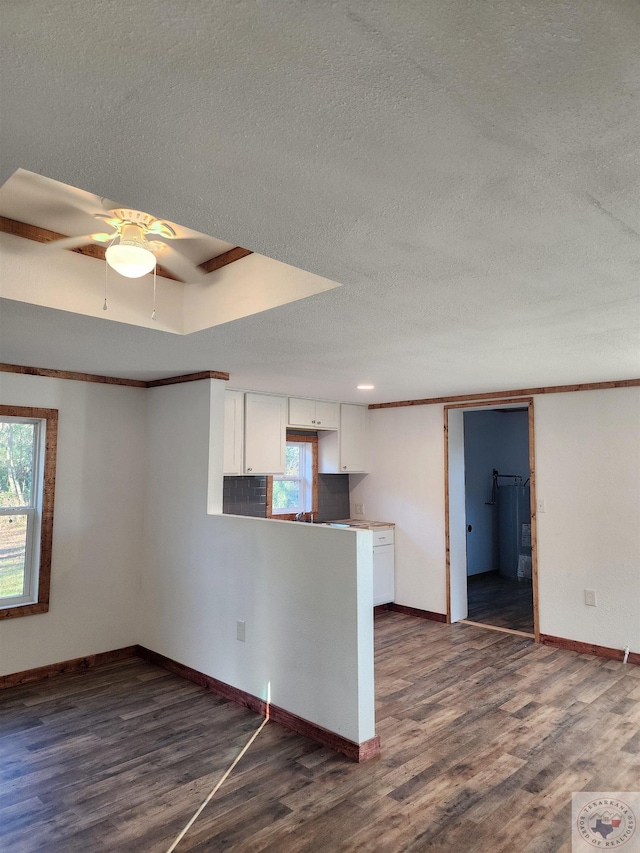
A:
0,0,639,403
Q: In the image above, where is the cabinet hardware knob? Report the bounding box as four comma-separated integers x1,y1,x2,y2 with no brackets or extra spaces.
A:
317,421,321,425
312,419,316,423
247,467,252,472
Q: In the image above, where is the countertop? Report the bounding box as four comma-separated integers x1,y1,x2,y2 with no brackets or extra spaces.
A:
325,519,395,529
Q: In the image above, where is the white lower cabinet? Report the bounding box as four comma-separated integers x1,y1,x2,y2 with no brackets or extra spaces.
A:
372,527,395,606
244,392,287,474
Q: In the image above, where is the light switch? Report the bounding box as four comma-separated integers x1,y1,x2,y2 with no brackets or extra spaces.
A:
584,589,597,607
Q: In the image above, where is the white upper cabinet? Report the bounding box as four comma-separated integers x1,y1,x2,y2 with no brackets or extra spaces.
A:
339,404,368,471
244,393,287,474
318,404,368,473
223,390,245,475
288,397,340,430
315,400,340,430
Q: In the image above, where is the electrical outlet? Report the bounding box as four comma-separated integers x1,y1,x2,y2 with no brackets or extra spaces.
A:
536,499,546,513
236,620,246,642
354,503,364,516
584,589,597,607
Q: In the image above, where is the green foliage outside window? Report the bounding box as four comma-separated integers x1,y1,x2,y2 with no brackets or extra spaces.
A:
0,422,34,507
272,442,306,511
0,422,35,599
272,480,301,510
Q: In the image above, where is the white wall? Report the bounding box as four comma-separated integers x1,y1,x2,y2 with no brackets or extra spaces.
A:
0,373,145,675
140,379,375,744
463,409,529,576
447,408,468,622
0,373,375,745
535,388,640,651
349,405,447,615
353,387,640,652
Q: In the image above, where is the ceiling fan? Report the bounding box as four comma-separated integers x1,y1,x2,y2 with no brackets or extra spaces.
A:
47,206,208,283
0,169,255,323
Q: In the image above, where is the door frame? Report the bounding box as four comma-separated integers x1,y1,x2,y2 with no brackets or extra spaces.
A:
444,397,540,642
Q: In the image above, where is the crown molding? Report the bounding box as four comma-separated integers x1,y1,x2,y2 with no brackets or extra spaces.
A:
0,363,229,387
369,378,640,409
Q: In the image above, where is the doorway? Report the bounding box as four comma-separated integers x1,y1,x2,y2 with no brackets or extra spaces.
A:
445,399,539,640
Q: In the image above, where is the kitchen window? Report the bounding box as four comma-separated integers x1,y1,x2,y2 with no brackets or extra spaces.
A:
272,441,311,515
267,433,318,520
0,406,57,619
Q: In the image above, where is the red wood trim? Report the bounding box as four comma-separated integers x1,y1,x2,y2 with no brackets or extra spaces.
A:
444,406,451,623
0,646,139,689
0,405,58,620
0,363,229,387
0,405,58,419
386,603,447,623
444,396,534,411
0,215,70,245
146,370,230,387
373,604,392,615
458,619,534,639
0,362,148,387
539,634,640,666
136,645,381,762
356,735,381,762
266,475,273,517
528,402,540,643
369,378,640,410
199,246,253,273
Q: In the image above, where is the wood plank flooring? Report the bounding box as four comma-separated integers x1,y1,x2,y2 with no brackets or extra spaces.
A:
2,614,638,852
467,571,534,634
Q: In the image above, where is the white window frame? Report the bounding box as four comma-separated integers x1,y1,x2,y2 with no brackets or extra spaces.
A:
0,404,58,620
0,416,46,610
272,441,312,515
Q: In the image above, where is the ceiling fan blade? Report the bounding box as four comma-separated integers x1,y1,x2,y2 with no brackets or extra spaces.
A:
153,235,207,254
156,244,208,283
10,169,118,218
45,233,114,251
93,213,123,228
147,220,176,238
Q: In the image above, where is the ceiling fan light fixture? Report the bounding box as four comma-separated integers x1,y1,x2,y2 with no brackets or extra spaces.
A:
105,240,156,278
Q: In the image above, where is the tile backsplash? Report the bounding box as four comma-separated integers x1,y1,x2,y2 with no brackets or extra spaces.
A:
317,474,350,521
223,473,350,520
223,476,267,518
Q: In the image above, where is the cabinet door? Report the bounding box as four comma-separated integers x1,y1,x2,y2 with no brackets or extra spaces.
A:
314,400,340,430
244,393,287,474
223,390,244,475
288,397,317,428
339,404,368,472
373,545,395,605
317,429,339,474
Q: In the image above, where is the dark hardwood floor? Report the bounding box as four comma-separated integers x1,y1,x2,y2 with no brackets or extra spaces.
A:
2,614,638,852
467,571,534,634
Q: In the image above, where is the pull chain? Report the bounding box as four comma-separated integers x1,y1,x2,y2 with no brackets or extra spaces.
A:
103,234,118,313
152,264,157,320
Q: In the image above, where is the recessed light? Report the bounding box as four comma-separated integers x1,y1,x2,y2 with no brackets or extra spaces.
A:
357,384,375,390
